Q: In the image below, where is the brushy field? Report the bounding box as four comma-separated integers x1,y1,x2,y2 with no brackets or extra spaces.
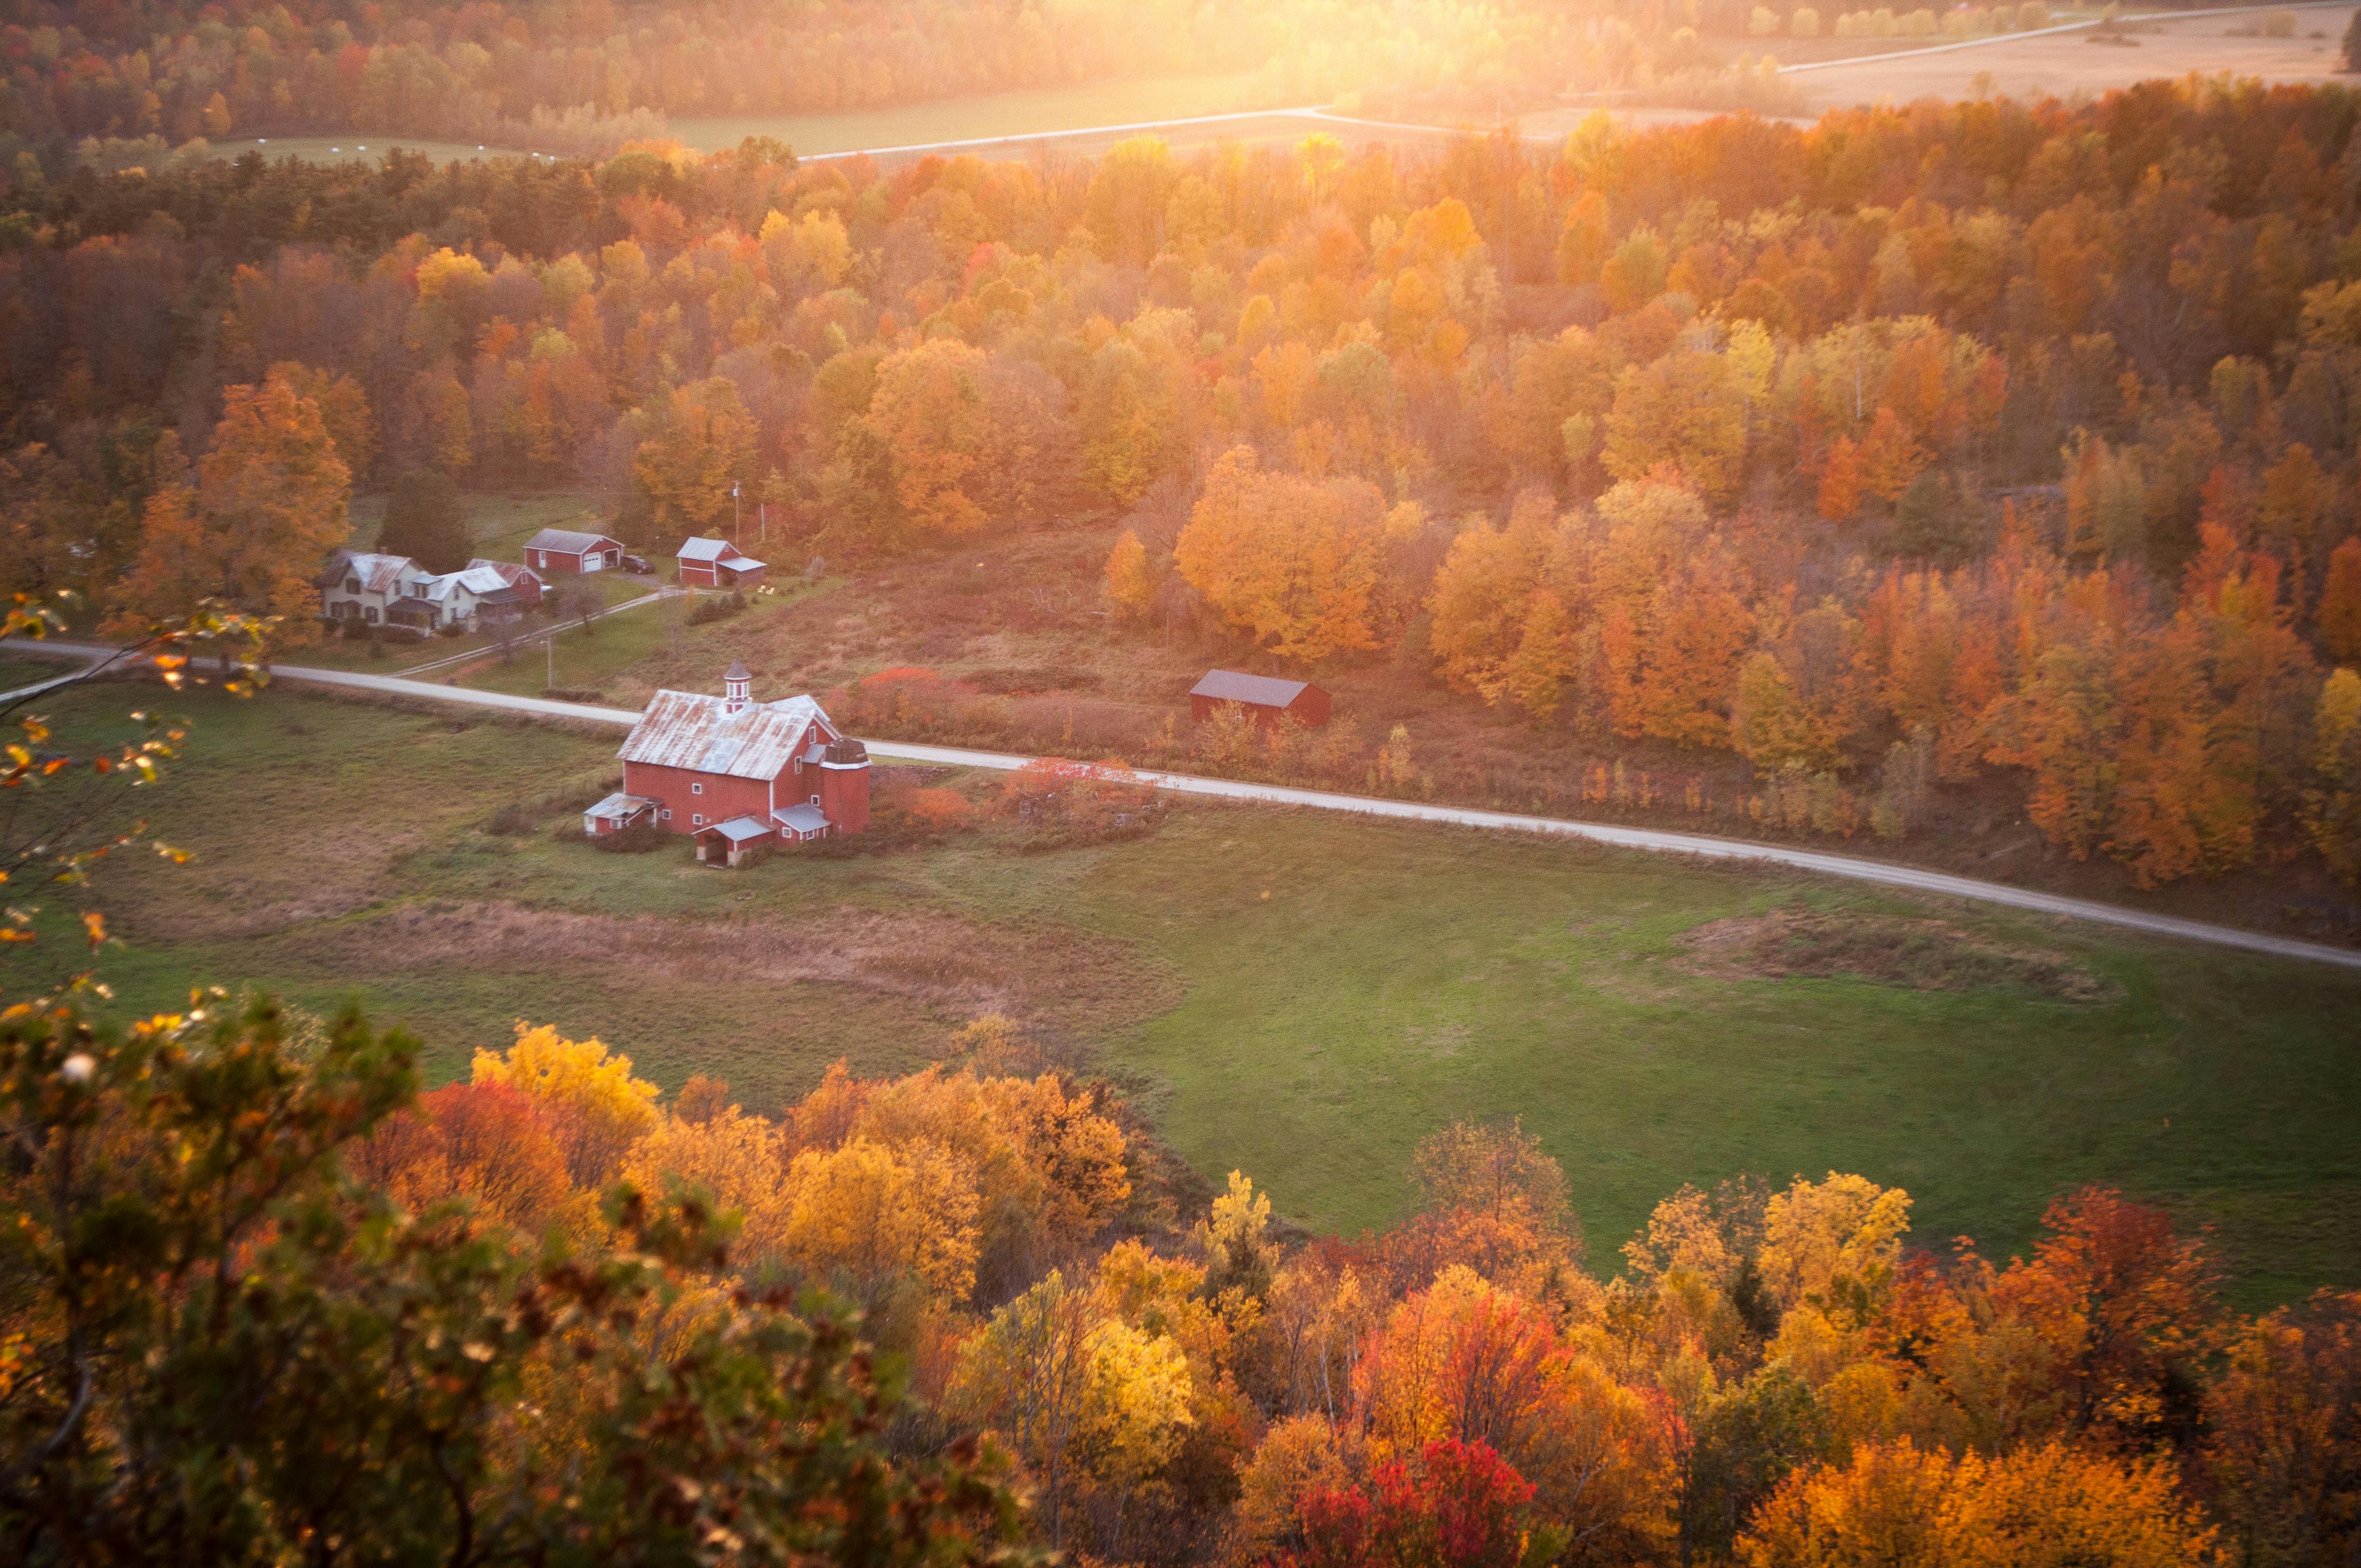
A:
202,137,531,165
668,72,1267,156
12,679,2359,1308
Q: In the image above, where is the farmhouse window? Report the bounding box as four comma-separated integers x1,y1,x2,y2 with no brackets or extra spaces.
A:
344,576,358,594
364,608,378,624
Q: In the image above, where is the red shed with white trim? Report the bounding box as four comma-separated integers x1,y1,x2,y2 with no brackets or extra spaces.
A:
676,536,767,589
523,527,624,575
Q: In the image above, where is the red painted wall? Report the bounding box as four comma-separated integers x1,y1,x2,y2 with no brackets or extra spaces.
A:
531,543,621,574
1190,687,1331,728
622,759,775,835
818,762,869,835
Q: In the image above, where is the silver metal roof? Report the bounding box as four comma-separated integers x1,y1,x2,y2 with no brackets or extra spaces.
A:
774,803,830,832
701,815,775,842
583,791,656,818
420,565,512,600
618,689,830,781
466,558,543,589
678,536,766,569
1191,668,1314,706
524,527,619,554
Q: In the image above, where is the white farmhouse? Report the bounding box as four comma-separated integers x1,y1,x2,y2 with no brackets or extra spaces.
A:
318,551,545,636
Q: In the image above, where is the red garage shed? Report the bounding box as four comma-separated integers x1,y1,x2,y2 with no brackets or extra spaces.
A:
676,536,768,588
1189,669,1332,728
523,527,625,575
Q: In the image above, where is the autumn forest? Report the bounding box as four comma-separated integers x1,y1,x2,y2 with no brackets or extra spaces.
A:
6,0,2361,1561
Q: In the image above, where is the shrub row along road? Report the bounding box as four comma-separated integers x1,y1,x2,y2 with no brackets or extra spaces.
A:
14,641,2361,972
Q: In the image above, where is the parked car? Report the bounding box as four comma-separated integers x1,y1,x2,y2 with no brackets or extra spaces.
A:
621,553,652,574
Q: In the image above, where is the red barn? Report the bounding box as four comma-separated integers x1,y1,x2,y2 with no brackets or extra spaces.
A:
602,662,869,864
523,526,625,575
676,536,767,588
1190,669,1331,728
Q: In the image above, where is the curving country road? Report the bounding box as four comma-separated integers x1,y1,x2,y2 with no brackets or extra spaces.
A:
12,640,2361,973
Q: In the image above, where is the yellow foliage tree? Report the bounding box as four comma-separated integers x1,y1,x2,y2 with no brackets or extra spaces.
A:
1758,1172,1913,1316
621,1106,792,1267
634,378,758,538
864,336,993,540
1105,529,1160,620
781,1136,980,1304
1603,348,1750,504
470,1022,661,1186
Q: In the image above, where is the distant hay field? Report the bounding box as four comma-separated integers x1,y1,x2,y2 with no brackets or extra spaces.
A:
1788,6,2359,109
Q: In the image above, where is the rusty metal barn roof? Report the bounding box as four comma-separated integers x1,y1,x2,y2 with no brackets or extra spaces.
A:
618,689,828,781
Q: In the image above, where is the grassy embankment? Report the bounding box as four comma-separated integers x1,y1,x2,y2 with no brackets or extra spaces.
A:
12,678,2358,1309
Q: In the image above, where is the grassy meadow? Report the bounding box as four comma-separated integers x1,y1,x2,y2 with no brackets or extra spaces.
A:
8,678,2359,1309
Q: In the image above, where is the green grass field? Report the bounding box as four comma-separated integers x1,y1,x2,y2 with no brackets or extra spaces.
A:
10,681,2359,1308
670,72,1266,156
344,489,610,560
0,655,80,692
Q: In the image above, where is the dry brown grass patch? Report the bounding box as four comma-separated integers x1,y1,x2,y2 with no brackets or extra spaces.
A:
280,899,1186,1033
1673,906,2119,1002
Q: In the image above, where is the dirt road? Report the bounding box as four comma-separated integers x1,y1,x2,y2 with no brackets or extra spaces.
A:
14,640,2359,972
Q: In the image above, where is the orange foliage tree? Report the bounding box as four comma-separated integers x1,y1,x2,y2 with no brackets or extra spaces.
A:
108,372,351,645
1174,446,1384,662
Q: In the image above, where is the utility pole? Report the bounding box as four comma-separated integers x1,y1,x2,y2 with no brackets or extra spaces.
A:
546,627,554,692
732,482,741,545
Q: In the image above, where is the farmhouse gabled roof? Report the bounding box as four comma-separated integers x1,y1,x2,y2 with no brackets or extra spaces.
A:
676,536,746,563
466,558,542,590
618,689,829,781
420,564,515,600
524,526,618,555
322,550,421,596
1191,669,1315,707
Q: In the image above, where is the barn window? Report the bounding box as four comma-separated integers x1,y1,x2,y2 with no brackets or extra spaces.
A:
690,782,703,794
810,793,820,805
661,809,672,821
692,813,704,826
